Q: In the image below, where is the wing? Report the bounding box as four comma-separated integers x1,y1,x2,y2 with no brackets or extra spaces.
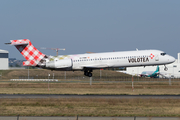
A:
81,64,109,69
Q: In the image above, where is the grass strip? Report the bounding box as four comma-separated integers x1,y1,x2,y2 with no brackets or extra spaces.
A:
0,82,180,95
0,98,180,117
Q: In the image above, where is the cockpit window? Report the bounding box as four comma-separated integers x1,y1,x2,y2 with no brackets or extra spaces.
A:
161,53,166,56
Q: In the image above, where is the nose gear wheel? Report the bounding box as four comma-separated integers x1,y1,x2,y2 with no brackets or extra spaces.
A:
164,65,168,71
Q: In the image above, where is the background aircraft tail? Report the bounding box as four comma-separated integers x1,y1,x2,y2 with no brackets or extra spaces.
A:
155,66,160,72
8,39,48,66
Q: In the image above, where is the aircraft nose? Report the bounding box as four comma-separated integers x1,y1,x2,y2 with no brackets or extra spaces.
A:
168,56,175,63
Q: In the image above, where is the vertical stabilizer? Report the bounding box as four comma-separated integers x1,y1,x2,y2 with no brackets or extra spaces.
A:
155,66,159,72
9,39,47,66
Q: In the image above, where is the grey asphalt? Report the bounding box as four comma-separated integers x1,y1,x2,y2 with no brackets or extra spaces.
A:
0,116,180,120
0,94,180,99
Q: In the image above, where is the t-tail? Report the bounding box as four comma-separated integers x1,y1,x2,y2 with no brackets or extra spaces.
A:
6,39,48,67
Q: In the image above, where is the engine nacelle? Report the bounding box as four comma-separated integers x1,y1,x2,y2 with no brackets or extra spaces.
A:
46,59,72,69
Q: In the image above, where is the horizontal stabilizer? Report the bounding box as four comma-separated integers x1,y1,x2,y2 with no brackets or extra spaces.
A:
5,39,29,46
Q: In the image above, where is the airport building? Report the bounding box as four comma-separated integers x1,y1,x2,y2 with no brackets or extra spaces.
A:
0,49,9,70
122,53,180,78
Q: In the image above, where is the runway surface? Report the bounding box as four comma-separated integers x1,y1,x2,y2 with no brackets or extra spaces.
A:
0,116,179,120
0,94,180,99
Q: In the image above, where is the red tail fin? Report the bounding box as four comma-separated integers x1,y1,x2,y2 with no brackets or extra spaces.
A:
10,39,46,66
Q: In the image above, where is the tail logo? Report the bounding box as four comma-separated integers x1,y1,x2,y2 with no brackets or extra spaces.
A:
11,39,46,66
150,53,155,59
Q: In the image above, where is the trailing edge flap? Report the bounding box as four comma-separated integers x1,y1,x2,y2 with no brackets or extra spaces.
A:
81,64,108,69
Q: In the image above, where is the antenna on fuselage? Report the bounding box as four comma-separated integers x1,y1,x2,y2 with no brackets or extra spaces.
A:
136,48,138,51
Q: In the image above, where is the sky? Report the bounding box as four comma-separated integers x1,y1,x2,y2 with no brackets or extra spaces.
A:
0,0,180,59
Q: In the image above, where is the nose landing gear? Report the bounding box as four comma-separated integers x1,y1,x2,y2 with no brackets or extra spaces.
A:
164,65,168,71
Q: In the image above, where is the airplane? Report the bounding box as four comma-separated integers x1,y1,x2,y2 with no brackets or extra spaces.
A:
5,39,175,77
140,66,160,78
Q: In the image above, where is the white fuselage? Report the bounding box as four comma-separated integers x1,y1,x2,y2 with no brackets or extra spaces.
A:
8,39,176,77
46,50,175,71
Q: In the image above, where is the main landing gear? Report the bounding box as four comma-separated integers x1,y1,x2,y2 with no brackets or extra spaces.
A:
164,65,168,71
84,70,93,77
